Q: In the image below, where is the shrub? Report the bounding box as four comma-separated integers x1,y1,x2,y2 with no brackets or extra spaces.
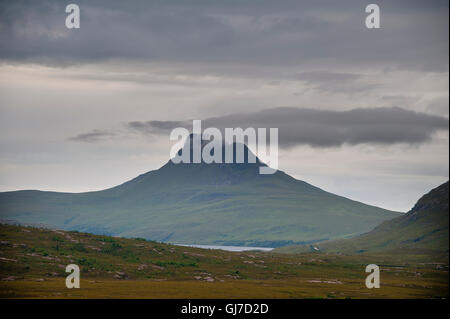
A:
51,236,64,242
71,243,87,252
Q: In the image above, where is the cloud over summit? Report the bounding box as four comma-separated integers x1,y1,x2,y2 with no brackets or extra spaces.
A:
71,107,449,148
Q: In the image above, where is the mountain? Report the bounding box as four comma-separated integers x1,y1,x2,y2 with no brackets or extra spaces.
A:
276,181,449,254
0,140,401,247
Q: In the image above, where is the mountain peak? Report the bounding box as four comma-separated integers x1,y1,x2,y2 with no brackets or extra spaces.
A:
0,136,401,247
171,133,264,166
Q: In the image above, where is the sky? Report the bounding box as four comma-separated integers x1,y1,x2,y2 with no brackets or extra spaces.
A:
0,0,448,212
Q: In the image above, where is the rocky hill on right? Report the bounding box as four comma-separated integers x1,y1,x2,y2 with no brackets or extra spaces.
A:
276,181,449,256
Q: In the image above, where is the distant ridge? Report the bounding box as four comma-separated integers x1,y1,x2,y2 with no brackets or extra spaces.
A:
0,141,401,247
276,181,449,254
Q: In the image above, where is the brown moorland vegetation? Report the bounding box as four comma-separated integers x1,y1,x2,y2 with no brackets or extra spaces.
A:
0,224,447,299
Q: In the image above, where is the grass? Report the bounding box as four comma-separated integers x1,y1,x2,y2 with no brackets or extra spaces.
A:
0,223,448,299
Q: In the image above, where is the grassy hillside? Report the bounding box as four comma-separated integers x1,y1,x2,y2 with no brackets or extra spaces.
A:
275,181,449,255
0,144,401,247
0,223,448,298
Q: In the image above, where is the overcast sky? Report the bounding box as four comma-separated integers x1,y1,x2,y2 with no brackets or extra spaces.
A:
0,0,448,211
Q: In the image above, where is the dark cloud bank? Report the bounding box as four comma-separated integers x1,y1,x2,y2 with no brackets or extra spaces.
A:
71,107,449,148
1,0,448,71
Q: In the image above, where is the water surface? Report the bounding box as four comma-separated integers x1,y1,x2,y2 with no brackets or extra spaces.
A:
177,244,274,252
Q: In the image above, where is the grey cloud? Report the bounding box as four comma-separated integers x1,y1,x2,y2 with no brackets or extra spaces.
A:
426,96,450,118
295,71,376,93
128,120,190,135
69,129,115,143
296,72,361,83
122,107,449,148
0,0,447,72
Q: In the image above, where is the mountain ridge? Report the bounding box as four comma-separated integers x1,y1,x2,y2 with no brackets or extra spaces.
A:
275,181,449,254
0,142,401,247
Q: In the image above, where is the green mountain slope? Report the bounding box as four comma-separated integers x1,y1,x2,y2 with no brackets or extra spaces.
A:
0,143,401,247
276,181,449,254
